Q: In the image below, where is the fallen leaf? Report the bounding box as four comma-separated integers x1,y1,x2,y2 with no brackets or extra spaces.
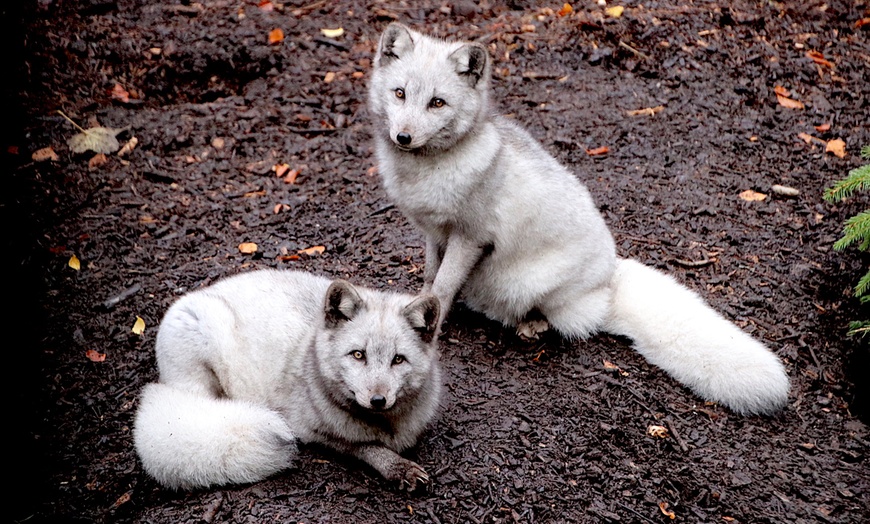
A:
814,123,831,132
647,425,669,438
797,132,815,144
298,245,326,256
268,28,284,45
776,93,805,109
659,502,676,520
273,163,290,178
32,146,59,162
771,184,800,197
112,491,132,508
806,50,834,68
211,137,225,149
520,24,536,32
857,18,870,29
603,360,620,372
277,254,301,261
273,203,290,214
239,242,258,254
88,153,108,171
117,137,138,157
320,27,344,38
86,349,106,362
258,0,274,12
557,3,573,16
69,255,81,270
131,316,145,335
68,126,127,154
585,146,609,156
605,6,624,18
324,71,336,83
283,169,300,184
774,85,790,97
825,138,846,158
111,83,130,103
626,105,664,117
739,189,767,202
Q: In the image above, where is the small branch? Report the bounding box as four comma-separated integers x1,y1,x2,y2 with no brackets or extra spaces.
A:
619,41,650,60
57,110,88,133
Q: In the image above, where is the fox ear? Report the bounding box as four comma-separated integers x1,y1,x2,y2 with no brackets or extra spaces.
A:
449,43,490,87
402,294,441,343
324,280,364,328
376,23,415,67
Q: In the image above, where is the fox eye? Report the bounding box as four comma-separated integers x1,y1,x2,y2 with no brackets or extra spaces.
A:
395,88,405,99
351,350,366,360
392,355,406,365
429,98,446,108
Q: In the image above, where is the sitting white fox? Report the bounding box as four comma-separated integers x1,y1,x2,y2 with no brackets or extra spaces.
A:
367,23,790,416
133,269,441,490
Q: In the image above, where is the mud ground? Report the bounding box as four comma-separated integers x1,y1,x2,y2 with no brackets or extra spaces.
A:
5,1,870,523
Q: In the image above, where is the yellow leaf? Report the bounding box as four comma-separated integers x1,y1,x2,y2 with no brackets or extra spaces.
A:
298,245,326,256
132,316,146,335
68,126,126,154
320,27,344,38
739,189,767,202
239,242,258,254
825,138,846,158
605,6,624,18
69,255,81,270
647,425,669,438
557,3,573,16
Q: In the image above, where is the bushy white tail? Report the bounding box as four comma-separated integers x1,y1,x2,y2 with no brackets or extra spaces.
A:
604,258,789,415
133,383,297,490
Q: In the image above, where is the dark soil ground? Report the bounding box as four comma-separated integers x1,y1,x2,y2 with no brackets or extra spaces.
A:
5,1,870,523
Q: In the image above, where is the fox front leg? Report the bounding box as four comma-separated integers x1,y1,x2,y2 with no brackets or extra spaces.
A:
430,232,485,325
353,444,430,491
422,236,443,292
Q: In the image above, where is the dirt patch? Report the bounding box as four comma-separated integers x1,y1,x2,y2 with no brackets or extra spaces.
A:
6,1,869,523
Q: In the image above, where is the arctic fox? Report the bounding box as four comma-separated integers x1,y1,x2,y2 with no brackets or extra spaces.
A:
367,23,789,416
133,269,441,490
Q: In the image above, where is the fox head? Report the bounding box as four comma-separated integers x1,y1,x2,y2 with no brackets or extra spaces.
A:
369,23,491,153
315,279,441,414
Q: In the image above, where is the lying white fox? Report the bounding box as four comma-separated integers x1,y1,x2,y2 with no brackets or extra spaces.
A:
133,269,441,490
368,23,789,415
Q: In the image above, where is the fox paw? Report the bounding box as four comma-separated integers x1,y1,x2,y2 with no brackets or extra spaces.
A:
517,319,549,341
390,458,430,492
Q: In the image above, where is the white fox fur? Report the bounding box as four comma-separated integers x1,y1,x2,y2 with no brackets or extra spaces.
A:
368,23,789,415
134,269,442,490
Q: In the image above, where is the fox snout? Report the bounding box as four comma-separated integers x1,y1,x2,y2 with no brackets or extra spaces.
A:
395,132,412,146
356,388,396,411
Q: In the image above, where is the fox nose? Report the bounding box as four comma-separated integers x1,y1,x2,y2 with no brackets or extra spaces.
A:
370,395,387,409
396,132,412,146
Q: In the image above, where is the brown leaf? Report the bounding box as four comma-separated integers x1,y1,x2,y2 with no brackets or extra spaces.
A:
298,245,325,256
239,242,258,254
626,105,664,117
557,3,573,16
773,85,790,97
111,83,130,103
659,502,676,520
268,28,284,45
797,132,815,144
857,18,870,29
273,163,290,178
776,94,805,109
88,153,108,171
258,0,274,12
647,425,669,438
324,71,336,83
283,169,300,184
585,146,609,156
806,50,834,68
825,139,846,158
32,146,59,162
117,137,138,157
86,349,106,362
739,189,767,202
814,123,831,132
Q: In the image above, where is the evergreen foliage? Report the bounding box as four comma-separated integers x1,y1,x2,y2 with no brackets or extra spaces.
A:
824,145,870,338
